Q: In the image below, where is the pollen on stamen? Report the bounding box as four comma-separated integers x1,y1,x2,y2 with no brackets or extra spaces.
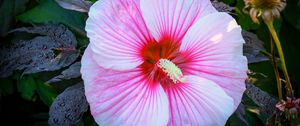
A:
157,59,183,83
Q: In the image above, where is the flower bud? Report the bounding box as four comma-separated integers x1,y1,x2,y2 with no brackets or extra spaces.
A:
244,0,286,23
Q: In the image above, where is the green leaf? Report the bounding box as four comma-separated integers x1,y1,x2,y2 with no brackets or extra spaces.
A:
226,104,249,126
17,75,37,101
242,94,269,125
0,0,29,36
227,94,269,126
248,61,278,96
88,0,97,3
36,80,57,106
17,0,86,36
244,107,266,126
222,0,236,5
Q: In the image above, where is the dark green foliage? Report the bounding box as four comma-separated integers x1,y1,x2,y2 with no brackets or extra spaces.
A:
280,21,300,96
17,0,87,36
226,104,250,126
0,0,29,36
16,75,37,101
36,79,58,106
0,0,300,125
283,0,300,30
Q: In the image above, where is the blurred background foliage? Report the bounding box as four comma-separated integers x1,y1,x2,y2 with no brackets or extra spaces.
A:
0,0,299,125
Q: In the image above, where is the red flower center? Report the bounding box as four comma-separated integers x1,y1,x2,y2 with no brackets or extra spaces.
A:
140,37,184,85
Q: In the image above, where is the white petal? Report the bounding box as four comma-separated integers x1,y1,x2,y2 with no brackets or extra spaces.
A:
140,0,216,42
165,75,234,126
86,0,152,70
81,46,169,126
178,12,248,107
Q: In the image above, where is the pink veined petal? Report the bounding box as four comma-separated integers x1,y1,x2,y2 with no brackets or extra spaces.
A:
86,0,153,71
81,46,169,126
140,0,216,43
179,12,248,108
165,75,234,126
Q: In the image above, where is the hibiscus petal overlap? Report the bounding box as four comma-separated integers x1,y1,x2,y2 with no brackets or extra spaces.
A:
179,12,248,107
81,47,169,126
82,0,248,125
86,0,153,70
140,0,216,43
166,75,234,126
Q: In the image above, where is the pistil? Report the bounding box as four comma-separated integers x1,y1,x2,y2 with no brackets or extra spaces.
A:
157,59,183,83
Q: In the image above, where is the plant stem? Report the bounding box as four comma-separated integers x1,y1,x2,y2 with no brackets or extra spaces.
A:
270,35,283,100
265,20,294,98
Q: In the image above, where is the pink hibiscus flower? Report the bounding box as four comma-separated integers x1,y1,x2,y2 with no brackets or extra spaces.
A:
81,0,248,125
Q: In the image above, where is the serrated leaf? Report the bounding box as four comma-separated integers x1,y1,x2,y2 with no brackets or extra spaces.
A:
242,30,269,64
17,75,37,101
0,24,79,78
245,82,277,117
48,83,88,126
55,0,92,12
47,62,81,83
211,0,234,12
36,80,57,106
